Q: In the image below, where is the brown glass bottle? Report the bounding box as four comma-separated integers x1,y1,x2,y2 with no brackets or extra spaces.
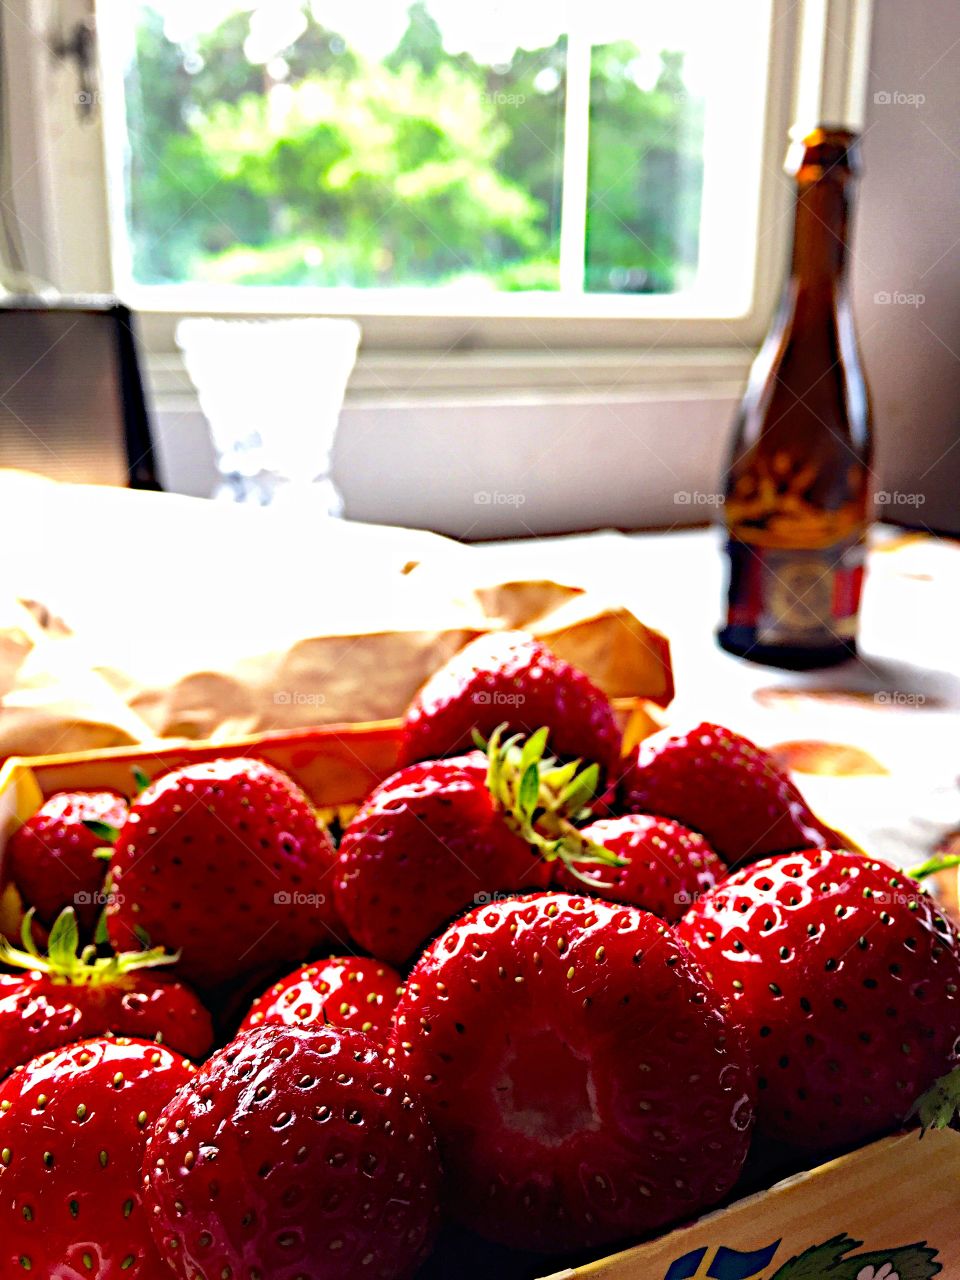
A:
718,126,872,669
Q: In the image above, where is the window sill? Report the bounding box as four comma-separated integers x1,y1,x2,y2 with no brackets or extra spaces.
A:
146,345,753,409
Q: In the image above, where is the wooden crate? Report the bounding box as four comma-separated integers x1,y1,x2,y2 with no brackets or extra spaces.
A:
544,1129,960,1278
1,732,956,1280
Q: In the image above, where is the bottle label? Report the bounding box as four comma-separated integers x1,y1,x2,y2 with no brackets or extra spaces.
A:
724,535,865,646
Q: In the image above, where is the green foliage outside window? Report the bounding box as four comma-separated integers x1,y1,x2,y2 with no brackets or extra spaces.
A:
125,3,704,292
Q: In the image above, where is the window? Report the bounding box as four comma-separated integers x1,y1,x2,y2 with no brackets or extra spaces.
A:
109,0,771,319
6,0,872,362
92,0,799,337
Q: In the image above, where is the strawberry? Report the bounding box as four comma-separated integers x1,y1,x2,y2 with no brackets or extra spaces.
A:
105,758,343,990
0,1036,195,1278
391,891,755,1254
0,908,213,1078
335,731,618,967
336,753,548,967
240,955,403,1042
555,813,725,922
676,848,960,1150
620,721,841,867
6,789,127,933
399,630,623,776
143,1022,442,1280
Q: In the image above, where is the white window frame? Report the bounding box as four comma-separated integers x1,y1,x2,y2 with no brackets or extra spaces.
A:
5,0,874,399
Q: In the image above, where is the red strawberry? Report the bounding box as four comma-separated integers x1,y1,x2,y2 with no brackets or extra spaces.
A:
391,891,755,1253
676,848,960,1150
399,631,622,776
555,813,725,922
335,752,552,966
0,1036,195,1278
143,1023,442,1280
240,955,403,1042
0,909,213,1078
620,721,840,867
105,758,343,990
7,790,127,933
335,727,618,969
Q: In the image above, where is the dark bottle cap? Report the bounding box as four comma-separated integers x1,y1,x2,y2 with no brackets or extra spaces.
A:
785,125,862,179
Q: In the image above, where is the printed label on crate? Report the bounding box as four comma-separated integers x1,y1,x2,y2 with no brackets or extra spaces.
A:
665,1234,942,1279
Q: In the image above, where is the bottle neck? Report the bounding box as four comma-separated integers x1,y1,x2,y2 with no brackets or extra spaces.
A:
788,173,854,290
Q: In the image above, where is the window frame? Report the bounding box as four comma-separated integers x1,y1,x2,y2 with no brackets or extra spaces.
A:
7,0,874,392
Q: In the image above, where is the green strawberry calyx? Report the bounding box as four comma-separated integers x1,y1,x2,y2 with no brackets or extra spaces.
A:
908,852,960,881
82,819,121,844
910,1065,960,1135
81,817,120,867
480,724,626,882
0,907,178,987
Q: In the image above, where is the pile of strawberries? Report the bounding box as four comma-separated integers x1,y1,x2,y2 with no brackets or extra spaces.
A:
1,629,959,1279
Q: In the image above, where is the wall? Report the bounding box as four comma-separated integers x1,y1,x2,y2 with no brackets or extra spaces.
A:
853,0,960,534
152,391,740,539
333,392,739,538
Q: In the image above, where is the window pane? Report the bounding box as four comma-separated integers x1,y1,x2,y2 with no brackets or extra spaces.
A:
586,42,704,294
123,2,566,290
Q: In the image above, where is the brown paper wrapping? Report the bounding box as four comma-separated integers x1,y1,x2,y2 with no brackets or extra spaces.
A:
0,471,671,759
0,593,153,758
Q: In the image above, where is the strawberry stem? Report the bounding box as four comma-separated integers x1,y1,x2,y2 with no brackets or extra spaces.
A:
909,1066,960,1135
909,853,960,881
0,907,178,987
483,724,626,875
